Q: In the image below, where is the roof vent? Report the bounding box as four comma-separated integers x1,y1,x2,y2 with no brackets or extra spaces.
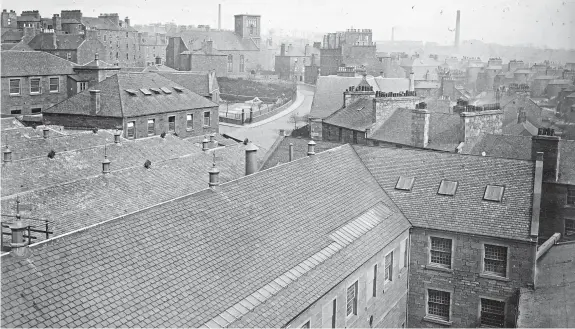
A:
307,140,316,156
395,176,415,191
160,87,172,94
483,185,504,202
125,89,138,95
208,154,220,188
102,146,111,174
144,159,151,169
202,136,209,151
113,130,121,143
3,145,12,163
150,87,161,94
438,179,458,196
140,88,152,96
173,86,184,92
42,126,50,139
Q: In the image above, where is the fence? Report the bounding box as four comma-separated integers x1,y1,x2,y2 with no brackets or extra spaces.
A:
219,91,297,125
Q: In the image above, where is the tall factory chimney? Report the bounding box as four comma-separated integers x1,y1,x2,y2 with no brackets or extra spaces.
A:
391,27,395,41
218,4,221,30
454,10,461,48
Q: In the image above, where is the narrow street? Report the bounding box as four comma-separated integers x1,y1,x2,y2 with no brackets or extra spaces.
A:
219,84,315,151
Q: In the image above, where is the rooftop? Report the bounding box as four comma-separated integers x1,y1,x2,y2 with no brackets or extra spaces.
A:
81,16,136,32
324,98,374,131
1,51,76,77
158,71,218,97
176,30,259,52
28,33,85,50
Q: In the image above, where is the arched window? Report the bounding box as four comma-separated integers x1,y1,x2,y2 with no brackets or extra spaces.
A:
240,55,245,72
227,55,233,72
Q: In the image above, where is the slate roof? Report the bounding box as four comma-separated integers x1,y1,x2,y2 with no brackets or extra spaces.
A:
353,145,536,241
3,40,33,51
176,30,260,52
502,95,544,128
310,76,409,119
260,136,343,170
28,34,84,50
44,72,217,118
0,144,410,328
1,51,76,77
324,98,374,131
370,109,461,151
0,30,23,43
158,72,215,97
0,117,24,130
517,244,575,328
414,80,440,89
1,134,204,197
81,17,136,32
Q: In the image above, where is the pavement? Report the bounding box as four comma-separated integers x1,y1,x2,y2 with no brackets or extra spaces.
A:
219,84,315,151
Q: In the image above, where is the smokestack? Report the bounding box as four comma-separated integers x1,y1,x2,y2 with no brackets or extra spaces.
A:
391,27,395,42
218,4,221,30
245,142,258,176
455,10,461,48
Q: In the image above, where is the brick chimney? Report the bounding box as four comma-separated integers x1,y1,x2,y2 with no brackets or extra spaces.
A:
307,140,316,156
52,14,61,31
3,145,12,163
245,142,258,176
90,90,101,115
411,109,430,148
22,26,37,43
343,74,376,108
532,129,560,182
459,109,503,148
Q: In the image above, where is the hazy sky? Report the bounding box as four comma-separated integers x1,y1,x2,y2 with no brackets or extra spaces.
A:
3,0,575,49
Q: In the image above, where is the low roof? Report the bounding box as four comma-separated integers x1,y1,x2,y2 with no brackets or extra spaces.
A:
324,98,374,131
260,136,343,170
0,144,410,328
517,244,575,327
1,51,76,77
44,72,217,118
81,16,136,32
28,33,84,50
0,30,23,43
175,30,259,52
0,117,24,130
354,145,536,241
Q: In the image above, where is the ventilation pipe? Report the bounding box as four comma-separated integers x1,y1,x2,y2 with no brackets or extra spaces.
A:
288,143,294,162
202,136,209,151
208,163,220,188
42,126,50,139
113,130,121,143
245,142,258,176
307,140,316,156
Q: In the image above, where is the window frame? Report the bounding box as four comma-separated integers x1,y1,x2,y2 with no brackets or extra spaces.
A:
438,179,458,196
426,288,452,323
384,251,393,284
346,280,358,318
479,297,506,328
126,121,136,139
29,77,41,95
31,107,42,114
168,115,176,133
227,54,233,72
147,118,156,136
567,186,575,205
186,113,194,130
203,111,211,127
49,76,60,93
10,109,22,115
239,55,245,72
482,242,509,278
565,218,575,236
9,78,21,95
331,298,337,328
429,236,454,269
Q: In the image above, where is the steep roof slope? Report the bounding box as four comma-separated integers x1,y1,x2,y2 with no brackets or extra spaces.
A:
1,51,76,77
28,34,84,50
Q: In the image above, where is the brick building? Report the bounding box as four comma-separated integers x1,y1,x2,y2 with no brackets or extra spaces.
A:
1,51,76,116
27,30,105,65
43,72,219,139
166,14,265,76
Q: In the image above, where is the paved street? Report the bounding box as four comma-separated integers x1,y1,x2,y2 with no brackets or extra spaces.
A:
219,84,315,151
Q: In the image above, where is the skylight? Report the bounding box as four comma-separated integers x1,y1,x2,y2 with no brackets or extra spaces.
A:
149,88,161,94
140,88,152,96
160,87,172,94
125,89,138,96
173,86,184,92
484,185,505,202
395,176,415,191
438,180,458,196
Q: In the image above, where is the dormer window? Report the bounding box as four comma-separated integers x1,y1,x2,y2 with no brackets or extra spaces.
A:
438,180,458,196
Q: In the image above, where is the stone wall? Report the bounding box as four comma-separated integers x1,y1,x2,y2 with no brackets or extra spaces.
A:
540,182,575,241
407,227,536,328
374,97,417,123
460,110,503,147
411,109,430,148
1,75,70,116
320,48,343,76
126,107,218,139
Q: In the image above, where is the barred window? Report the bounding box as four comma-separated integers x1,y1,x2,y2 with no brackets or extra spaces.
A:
427,289,450,321
565,219,575,236
567,186,575,205
484,244,508,277
346,281,358,316
430,237,452,268
384,252,393,282
480,298,505,327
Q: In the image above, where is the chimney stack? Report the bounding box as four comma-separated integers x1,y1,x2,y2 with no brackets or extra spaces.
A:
454,10,461,48
3,145,12,163
52,14,62,31
281,43,286,56
532,129,560,182
89,90,101,115
7,215,29,257
289,143,294,162
218,4,222,30
307,140,316,156
409,71,415,92
125,16,130,27
208,163,220,188
411,109,430,148
245,142,258,176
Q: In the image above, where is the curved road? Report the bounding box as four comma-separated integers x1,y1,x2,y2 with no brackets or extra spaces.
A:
219,84,315,151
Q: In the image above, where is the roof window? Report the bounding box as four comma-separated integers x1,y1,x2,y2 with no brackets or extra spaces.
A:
173,86,184,92
150,87,161,94
160,87,172,94
395,176,415,191
125,89,138,96
140,88,152,96
438,180,458,196
483,185,505,202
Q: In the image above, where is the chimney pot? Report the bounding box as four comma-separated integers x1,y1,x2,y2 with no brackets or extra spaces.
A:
307,140,316,156
42,127,50,139
208,163,220,188
7,220,29,252
3,146,12,163
102,156,111,174
113,130,121,143
202,136,209,151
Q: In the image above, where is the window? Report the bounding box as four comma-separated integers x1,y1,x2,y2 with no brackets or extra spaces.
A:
31,108,42,114
480,298,505,327
427,289,450,321
10,109,22,115
400,238,408,269
438,179,458,196
240,55,245,72
227,55,233,72
147,119,155,136
126,53,129,60
566,219,575,236
396,177,415,191
484,185,505,202
352,130,357,144
30,78,41,94
168,116,176,132
338,127,343,142
300,321,310,329
484,244,508,277
430,237,452,268
9,79,21,95
346,281,358,316
331,299,337,328
66,52,71,60
127,121,135,139
187,114,194,129
250,24,254,35
49,77,59,93
203,111,211,127
79,82,87,92
384,252,393,283
568,186,575,205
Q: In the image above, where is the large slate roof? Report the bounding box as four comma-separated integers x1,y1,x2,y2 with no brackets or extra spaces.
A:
324,98,374,131
175,30,259,52
44,72,217,118
0,51,76,77
28,34,84,50
158,72,214,97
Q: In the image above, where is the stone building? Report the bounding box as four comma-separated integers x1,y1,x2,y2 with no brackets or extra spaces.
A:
138,31,168,66
319,29,382,77
165,37,228,77
1,50,76,116
43,72,219,139
274,43,320,81
27,30,106,65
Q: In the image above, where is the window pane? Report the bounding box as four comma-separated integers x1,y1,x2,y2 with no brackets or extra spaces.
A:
187,114,193,128
148,119,155,135
484,245,507,276
30,78,40,93
9,79,20,94
168,116,175,132
481,299,505,327
49,78,59,92
428,290,450,321
568,187,575,205
438,180,458,196
430,237,452,268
